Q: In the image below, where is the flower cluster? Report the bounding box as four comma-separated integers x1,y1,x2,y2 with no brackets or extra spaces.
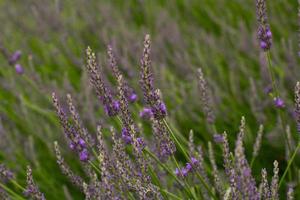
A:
256,0,272,51
52,93,90,162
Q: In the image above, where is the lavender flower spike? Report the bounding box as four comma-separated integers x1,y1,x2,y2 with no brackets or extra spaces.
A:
197,68,215,124
140,34,167,120
24,166,46,200
85,46,119,116
256,0,272,51
294,82,300,133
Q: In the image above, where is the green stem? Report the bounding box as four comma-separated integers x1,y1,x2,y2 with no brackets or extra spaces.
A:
143,148,193,198
0,182,26,200
279,142,300,189
265,52,292,153
163,119,217,199
10,180,25,191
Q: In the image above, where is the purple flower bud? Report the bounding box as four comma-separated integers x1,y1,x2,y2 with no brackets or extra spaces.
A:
181,167,189,177
136,137,145,151
213,134,224,143
266,30,272,38
69,142,75,150
104,100,120,116
9,50,22,65
185,163,192,172
264,85,273,94
191,157,199,165
260,41,267,50
139,107,153,120
79,149,89,162
129,93,138,103
78,138,86,148
15,64,24,74
274,97,285,108
175,168,181,177
121,127,132,144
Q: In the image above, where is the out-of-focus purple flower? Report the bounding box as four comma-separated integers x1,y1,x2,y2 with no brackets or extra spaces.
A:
185,163,192,172
264,85,273,94
15,64,24,74
175,168,181,177
69,142,75,150
181,167,189,177
9,50,21,65
79,149,89,162
274,97,285,108
121,127,132,144
191,157,199,165
0,164,14,182
213,134,224,143
129,92,138,103
78,138,86,148
139,107,153,120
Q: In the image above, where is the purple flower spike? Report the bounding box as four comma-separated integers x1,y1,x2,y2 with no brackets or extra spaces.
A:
129,93,138,103
274,97,285,108
79,149,89,162
213,134,224,143
121,128,132,144
9,50,22,65
15,64,24,74
139,107,153,120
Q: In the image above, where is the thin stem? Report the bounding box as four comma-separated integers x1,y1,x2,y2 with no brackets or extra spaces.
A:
279,142,300,189
10,180,26,191
0,182,26,200
160,189,182,200
88,161,101,174
265,52,292,153
163,119,217,199
143,148,193,198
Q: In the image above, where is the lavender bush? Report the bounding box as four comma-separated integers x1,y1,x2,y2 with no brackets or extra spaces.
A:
0,0,300,199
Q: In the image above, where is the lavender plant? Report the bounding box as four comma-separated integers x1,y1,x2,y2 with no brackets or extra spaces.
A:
0,0,300,199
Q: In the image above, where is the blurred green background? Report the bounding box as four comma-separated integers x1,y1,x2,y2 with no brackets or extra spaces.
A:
0,0,299,199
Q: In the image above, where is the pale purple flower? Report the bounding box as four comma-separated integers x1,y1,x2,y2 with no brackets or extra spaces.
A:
121,127,132,144
79,149,89,162
129,93,138,103
213,134,224,143
9,50,21,65
15,64,24,74
191,157,199,165
274,97,285,108
139,107,153,120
